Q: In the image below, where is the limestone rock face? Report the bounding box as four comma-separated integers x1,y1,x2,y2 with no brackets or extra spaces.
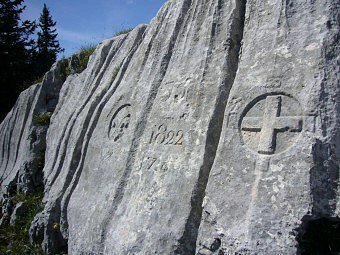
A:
10,202,28,225
0,59,68,197
0,0,339,254
196,0,339,254
36,0,247,252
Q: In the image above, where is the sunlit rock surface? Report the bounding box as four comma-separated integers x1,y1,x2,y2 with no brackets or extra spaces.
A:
0,0,338,254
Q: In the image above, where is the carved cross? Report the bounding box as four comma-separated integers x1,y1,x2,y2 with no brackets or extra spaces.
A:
242,95,302,155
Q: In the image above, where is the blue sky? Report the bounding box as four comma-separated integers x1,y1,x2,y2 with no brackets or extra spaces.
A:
22,0,167,57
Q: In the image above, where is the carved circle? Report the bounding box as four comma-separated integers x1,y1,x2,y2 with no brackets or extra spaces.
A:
239,93,303,155
108,104,131,142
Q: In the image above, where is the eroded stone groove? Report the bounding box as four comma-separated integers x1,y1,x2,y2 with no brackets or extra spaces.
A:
13,85,40,166
58,25,147,241
2,101,22,172
0,58,68,197
1,110,20,179
46,38,119,190
46,38,120,184
175,0,247,254
41,29,146,254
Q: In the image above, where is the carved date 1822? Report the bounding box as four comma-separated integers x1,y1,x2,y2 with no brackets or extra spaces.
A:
148,124,183,145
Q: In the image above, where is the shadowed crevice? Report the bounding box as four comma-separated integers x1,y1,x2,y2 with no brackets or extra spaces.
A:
296,216,340,255
295,5,340,254
175,0,247,254
310,140,339,216
295,139,340,255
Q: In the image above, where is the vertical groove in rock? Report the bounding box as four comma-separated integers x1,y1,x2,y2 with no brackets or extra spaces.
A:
58,26,147,238
98,0,193,251
2,101,21,172
175,0,247,254
0,86,38,183
0,118,14,179
138,3,170,74
42,32,142,253
46,37,118,181
309,16,340,214
46,38,121,190
0,122,7,167
13,85,40,167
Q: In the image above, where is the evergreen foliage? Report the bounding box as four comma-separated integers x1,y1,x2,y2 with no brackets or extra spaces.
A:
36,4,63,76
0,0,36,121
0,2,63,122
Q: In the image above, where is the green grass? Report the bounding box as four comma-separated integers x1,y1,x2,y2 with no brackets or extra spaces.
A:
33,112,52,125
0,191,44,255
59,43,96,78
114,28,133,36
77,44,96,73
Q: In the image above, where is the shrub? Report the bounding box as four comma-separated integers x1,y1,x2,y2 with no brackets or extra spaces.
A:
34,112,52,125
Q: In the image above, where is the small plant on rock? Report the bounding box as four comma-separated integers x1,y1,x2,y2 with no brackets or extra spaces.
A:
33,112,52,125
77,43,96,73
0,191,44,254
114,28,133,36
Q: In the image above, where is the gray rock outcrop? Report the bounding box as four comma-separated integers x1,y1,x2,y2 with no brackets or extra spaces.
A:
0,59,68,197
196,0,339,254
9,201,28,225
0,0,339,254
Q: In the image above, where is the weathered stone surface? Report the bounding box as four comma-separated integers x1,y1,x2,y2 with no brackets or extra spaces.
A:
196,0,339,254
29,211,45,244
0,54,87,250
35,0,247,253
32,1,247,251
9,201,28,225
0,59,68,196
0,195,13,227
0,0,338,254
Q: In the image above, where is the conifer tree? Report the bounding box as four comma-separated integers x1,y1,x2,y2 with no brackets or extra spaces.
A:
0,0,36,121
36,4,63,76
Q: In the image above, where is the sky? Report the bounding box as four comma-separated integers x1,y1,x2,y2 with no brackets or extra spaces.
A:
21,0,167,57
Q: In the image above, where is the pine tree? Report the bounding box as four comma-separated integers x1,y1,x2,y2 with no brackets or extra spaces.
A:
36,4,63,76
0,0,36,121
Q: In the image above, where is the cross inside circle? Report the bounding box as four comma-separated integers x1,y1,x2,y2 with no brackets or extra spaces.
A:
241,95,302,155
